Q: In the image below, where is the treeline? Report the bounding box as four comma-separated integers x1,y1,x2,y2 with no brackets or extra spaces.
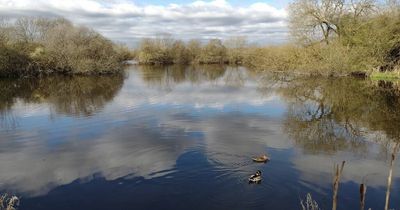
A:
135,1,400,77
0,17,132,77
135,37,247,65
243,0,400,77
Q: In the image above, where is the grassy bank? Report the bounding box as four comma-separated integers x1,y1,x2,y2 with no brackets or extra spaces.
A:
0,17,132,78
371,70,400,80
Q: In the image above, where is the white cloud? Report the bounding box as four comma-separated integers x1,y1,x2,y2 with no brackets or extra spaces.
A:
0,0,289,46
1,66,399,197
293,152,400,188
106,66,283,110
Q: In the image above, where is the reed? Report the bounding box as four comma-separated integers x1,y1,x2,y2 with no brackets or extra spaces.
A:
384,143,400,210
359,183,367,210
332,161,345,210
301,193,321,210
0,194,19,210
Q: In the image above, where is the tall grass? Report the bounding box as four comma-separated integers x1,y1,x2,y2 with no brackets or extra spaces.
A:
0,194,19,210
300,193,320,210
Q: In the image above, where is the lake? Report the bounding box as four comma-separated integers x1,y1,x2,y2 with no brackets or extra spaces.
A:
0,65,399,210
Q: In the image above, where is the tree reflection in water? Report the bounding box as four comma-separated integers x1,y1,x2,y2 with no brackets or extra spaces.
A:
259,74,400,156
139,65,228,90
0,74,125,128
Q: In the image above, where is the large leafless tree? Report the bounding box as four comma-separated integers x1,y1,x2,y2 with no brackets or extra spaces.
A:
289,0,376,44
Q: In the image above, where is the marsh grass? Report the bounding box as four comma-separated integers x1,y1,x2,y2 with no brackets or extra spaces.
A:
0,194,19,210
301,152,399,210
301,193,321,210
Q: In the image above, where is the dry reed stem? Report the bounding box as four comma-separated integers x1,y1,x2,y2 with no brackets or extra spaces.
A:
384,143,400,210
0,194,19,210
332,161,345,210
360,183,367,210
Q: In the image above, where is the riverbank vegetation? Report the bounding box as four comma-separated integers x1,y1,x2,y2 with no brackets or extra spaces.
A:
136,37,247,65
244,0,400,76
135,0,400,77
0,17,132,78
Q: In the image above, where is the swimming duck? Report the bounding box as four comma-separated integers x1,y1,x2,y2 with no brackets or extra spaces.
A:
252,154,269,163
248,170,262,183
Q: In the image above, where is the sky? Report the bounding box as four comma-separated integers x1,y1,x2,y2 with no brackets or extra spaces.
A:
0,0,291,46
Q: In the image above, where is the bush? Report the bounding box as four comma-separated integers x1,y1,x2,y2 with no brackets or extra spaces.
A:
137,37,174,64
0,17,130,77
136,38,236,65
40,23,124,74
0,44,32,77
197,39,227,64
134,1,400,76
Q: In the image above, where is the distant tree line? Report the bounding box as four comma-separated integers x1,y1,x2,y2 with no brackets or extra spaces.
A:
0,17,132,77
135,36,248,65
2,0,400,78
135,0,400,77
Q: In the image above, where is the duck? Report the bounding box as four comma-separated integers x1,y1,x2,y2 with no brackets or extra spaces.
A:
252,154,270,163
248,170,262,183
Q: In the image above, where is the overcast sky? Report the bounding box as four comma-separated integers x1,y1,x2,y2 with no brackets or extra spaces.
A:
0,0,290,46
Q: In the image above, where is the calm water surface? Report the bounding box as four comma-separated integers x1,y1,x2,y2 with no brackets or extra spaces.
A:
0,65,400,210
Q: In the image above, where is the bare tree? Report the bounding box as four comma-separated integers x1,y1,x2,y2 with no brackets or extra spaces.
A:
289,0,345,44
198,39,227,64
186,39,202,62
289,0,376,44
386,0,399,7
224,36,248,64
13,17,41,43
0,18,10,43
385,0,400,13
350,0,376,18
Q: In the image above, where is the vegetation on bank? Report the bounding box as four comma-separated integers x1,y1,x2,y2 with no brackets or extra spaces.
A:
0,17,132,77
2,1,398,78
135,0,400,77
243,0,400,76
371,70,400,80
135,36,247,65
